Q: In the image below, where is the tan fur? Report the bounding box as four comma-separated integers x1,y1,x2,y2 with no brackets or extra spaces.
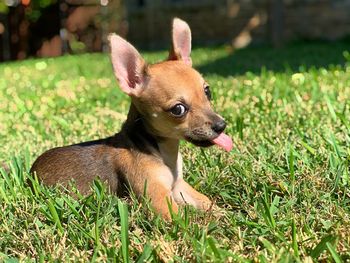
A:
31,19,227,220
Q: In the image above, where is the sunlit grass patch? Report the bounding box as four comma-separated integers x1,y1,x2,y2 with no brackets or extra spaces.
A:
0,41,350,261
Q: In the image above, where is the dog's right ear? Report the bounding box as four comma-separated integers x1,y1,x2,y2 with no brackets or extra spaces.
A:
109,34,147,96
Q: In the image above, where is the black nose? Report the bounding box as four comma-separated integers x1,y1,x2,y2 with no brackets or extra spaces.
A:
211,119,226,134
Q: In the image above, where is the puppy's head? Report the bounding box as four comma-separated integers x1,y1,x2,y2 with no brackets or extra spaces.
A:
109,18,232,151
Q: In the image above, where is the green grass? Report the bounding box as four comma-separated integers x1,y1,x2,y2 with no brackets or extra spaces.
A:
1,41,350,262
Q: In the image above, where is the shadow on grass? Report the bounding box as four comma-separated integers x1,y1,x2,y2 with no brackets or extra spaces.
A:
197,40,350,76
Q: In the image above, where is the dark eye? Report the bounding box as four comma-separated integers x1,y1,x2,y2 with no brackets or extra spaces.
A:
204,86,211,100
170,103,187,117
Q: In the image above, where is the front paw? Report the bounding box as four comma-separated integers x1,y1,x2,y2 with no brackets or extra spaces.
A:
197,196,212,211
152,197,179,221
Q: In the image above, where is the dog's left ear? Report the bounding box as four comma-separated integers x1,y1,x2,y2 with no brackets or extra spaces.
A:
168,18,192,66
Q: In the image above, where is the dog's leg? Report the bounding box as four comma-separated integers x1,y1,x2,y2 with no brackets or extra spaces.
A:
127,164,178,221
172,179,212,211
146,180,178,220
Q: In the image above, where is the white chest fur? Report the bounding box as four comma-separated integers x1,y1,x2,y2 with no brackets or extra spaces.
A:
157,139,183,189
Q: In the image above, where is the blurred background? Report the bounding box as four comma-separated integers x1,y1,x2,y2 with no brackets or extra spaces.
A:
1,0,350,61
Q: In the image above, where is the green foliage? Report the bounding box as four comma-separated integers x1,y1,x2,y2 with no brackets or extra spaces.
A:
0,1,9,14
26,0,58,22
0,41,350,261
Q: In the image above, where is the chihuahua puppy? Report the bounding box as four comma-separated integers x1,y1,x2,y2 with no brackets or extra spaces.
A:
30,18,233,220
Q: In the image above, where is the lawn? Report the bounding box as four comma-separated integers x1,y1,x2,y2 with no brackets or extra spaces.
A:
0,41,349,262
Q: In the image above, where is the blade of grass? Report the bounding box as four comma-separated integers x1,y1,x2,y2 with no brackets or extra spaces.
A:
299,141,316,156
310,235,337,259
329,133,342,159
0,167,15,197
24,146,31,173
325,96,337,122
326,242,342,263
261,186,276,228
236,115,244,140
0,183,9,203
118,200,129,263
136,243,153,263
92,180,104,248
291,219,299,258
259,237,276,253
337,103,350,131
62,196,83,221
207,236,222,259
47,198,63,235
288,144,295,194
10,156,22,186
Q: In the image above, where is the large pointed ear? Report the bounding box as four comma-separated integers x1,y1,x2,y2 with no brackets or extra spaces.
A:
109,34,147,96
168,18,192,66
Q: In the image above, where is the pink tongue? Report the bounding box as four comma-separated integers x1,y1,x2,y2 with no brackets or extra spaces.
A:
212,133,233,152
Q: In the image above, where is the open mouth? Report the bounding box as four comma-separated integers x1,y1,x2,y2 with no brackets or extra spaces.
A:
185,132,233,152
185,137,214,147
